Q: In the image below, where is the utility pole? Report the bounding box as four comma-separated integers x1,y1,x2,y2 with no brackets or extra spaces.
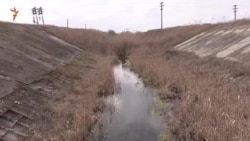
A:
233,5,238,22
38,7,44,25
160,2,164,30
32,7,38,25
67,19,69,28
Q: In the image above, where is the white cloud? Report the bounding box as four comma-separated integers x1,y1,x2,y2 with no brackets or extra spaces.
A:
0,0,249,32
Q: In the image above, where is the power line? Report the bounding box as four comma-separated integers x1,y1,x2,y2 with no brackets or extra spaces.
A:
160,2,164,30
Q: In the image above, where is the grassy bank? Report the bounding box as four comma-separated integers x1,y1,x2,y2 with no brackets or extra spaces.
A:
130,47,250,140
30,51,115,141
126,22,250,140
43,21,250,140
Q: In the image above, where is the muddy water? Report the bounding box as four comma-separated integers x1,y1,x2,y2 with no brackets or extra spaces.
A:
88,63,167,141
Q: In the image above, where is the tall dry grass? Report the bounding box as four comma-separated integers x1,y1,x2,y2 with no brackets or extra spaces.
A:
43,21,250,140
44,26,113,55
130,47,250,141
137,24,212,48
45,26,145,61
126,21,250,140
31,52,115,141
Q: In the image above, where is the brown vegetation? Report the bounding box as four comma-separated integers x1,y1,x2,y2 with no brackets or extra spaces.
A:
44,26,112,55
43,21,250,140
126,23,250,140
29,51,114,141
130,48,250,141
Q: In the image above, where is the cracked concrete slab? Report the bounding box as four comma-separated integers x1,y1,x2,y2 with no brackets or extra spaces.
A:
217,36,250,58
0,22,82,97
175,25,250,64
0,77,16,99
0,22,83,140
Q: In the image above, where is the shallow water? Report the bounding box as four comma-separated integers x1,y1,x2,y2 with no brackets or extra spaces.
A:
104,63,166,141
88,63,166,141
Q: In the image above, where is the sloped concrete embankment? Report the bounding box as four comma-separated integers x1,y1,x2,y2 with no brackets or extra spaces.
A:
0,22,82,141
174,24,250,65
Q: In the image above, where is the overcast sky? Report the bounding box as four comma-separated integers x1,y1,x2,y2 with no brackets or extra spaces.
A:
0,0,250,32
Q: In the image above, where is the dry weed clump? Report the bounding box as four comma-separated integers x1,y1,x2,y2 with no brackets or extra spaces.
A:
44,26,143,57
139,24,212,48
44,26,113,55
86,57,115,97
110,32,144,61
130,46,250,141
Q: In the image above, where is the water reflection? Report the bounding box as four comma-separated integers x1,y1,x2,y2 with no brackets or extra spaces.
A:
103,63,165,141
